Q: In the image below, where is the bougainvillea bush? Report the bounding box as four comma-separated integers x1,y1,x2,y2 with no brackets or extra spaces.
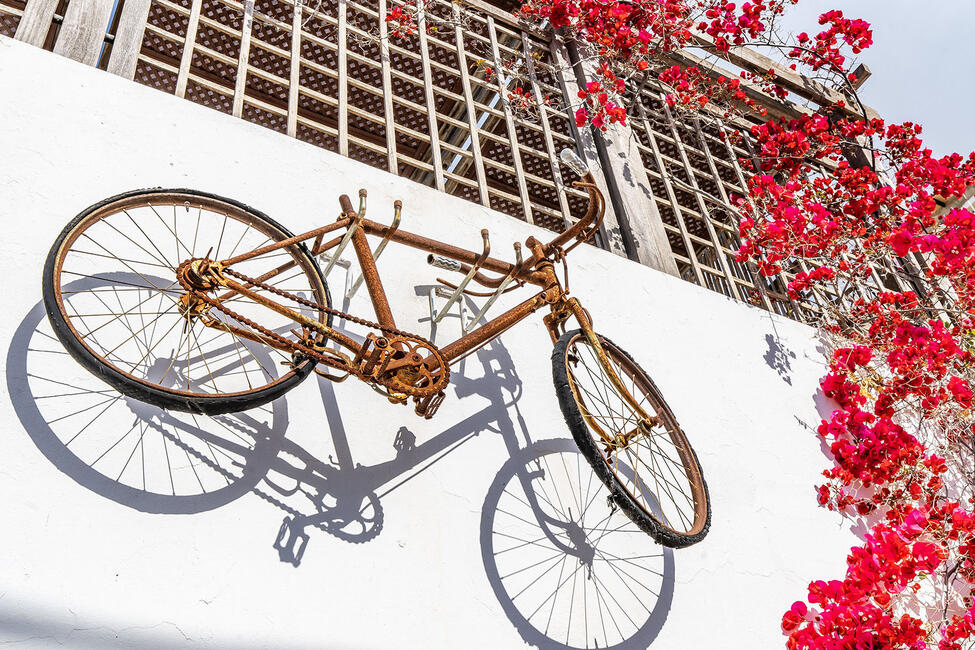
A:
524,2,975,647
387,0,975,646
743,116,975,649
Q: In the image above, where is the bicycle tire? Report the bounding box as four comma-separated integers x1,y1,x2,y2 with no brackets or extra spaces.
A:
43,188,331,415
552,329,711,548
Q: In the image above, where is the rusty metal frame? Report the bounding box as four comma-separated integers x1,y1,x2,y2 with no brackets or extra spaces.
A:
182,173,648,431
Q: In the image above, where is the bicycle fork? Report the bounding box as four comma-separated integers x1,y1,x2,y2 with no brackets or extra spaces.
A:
547,296,660,449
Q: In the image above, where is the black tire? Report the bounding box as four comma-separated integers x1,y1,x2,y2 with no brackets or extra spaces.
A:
552,330,711,548
43,188,331,415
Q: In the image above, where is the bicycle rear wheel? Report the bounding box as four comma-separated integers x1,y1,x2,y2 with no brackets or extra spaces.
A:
552,330,710,548
43,189,331,415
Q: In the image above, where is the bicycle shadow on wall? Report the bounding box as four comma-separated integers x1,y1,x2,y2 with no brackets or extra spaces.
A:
8,284,674,649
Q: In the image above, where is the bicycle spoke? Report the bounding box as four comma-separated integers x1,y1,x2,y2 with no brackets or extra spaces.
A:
51,192,328,400
564,334,703,538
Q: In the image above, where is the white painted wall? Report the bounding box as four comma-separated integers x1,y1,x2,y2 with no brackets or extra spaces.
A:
0,37,856,649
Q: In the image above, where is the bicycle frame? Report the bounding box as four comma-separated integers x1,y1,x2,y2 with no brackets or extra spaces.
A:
184,175,655,433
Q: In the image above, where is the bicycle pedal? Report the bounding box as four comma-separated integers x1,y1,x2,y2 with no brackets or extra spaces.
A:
413,391,446,419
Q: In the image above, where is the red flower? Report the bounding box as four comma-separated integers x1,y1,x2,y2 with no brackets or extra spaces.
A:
948,377,973,409
889,228,915,257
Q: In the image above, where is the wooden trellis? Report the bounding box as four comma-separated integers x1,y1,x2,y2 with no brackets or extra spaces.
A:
627,81,919,323
120,0,596,234
6,0,916,325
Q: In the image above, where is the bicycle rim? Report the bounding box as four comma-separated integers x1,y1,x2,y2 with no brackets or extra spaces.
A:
559,332,709,542
45,189,328,406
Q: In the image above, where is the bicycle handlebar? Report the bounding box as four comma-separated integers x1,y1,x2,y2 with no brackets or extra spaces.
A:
427,169,605,292
539,172,604,256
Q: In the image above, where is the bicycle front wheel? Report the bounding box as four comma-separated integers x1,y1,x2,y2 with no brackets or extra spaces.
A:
43,189,331,415
552,330,711,548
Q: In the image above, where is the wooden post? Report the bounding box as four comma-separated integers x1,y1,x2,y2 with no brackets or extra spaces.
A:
51,0,115,65
596,121,680,275
106,0,152,78
336,0,348,155
417,9,446,192
550,33,626,257
453,4,490,206
416,6,444,191
174,0,202,97
232,0,255,117
377,0,398,173
567,47,678,275
14,0,58,47
287,0,302,137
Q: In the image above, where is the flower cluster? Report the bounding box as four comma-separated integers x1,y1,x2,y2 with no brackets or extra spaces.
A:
574,66,628,129
698,0,798,52
736,55,975,646
385,0,423,38
517,0,697,128
788,10,873,73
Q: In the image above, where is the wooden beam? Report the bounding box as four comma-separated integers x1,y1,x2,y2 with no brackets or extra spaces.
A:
849,63,871,90
232,0,254,117
107,0,152,78
286,0,302,136
563,42,678,274
596,119,681,276
378,0,398,173
336,0,348,155
416,5,444,191
689,29,879,121
175,0,203,97
14,0,57,47
52,0,115,65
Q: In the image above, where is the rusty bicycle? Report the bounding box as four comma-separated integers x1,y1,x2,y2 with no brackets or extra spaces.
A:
41,150,711,548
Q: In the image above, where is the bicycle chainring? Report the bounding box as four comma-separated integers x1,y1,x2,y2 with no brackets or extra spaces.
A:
376,335,449,398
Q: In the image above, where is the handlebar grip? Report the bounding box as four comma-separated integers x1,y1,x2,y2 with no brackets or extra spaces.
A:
559,148,589,176
427,254,462,272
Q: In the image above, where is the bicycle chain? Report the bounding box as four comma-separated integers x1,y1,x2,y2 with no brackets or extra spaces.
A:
183,263,449,398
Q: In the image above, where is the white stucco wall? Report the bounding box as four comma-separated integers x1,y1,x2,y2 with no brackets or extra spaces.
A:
0,37,857,648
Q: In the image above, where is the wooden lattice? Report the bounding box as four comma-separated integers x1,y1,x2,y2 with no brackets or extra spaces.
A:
628,83,915,322
129,0,586,233
0,0,25,37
